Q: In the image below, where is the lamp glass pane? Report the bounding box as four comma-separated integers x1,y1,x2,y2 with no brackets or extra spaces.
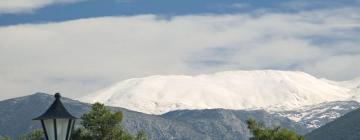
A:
44,119,55,140
57,119,69,140
67,120,75,139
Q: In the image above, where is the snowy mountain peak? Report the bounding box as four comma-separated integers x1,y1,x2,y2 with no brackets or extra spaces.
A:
80,70,356,114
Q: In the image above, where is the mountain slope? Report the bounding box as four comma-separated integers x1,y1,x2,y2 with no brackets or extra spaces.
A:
305,107,360,140
163,109,308,139
0,93,309,140
80,70,355,115
274,101,360,129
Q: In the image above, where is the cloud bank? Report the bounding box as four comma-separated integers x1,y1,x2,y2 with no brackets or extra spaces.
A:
0,8,359,99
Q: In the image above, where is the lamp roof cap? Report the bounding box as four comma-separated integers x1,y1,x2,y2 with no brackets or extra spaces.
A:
33,93,77,120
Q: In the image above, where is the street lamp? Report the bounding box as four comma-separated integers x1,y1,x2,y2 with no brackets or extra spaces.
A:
33,93,77,140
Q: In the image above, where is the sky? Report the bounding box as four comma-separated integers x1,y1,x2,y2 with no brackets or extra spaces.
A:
0,0,360,100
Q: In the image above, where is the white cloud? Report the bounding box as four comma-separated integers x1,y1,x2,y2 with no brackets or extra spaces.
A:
0,0,82,14
0,8,359,100
304,55,360,80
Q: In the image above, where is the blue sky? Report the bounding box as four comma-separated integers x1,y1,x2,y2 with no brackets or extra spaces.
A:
1,0,359,26
0,0,360,99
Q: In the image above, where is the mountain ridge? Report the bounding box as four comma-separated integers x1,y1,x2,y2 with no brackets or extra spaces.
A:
0,93,309,140
1,93,359,139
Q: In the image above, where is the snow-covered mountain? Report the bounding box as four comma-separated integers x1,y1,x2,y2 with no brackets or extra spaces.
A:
80,70,360,115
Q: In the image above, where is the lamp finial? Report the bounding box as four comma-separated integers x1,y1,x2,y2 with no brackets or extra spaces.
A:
55,93,61,99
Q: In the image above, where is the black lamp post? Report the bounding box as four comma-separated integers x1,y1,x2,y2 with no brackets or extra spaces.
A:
33,93,77,140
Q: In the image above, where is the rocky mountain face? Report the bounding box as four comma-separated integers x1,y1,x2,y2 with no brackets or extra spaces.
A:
305,107,360,140
0,93,359,140
162,109,308,140
274,101,360,129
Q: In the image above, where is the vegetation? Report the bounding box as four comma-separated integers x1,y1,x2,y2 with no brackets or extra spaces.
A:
19,130,44,140
0,130,44,140
0,137,11,140
246,118,304,140
72,102,147,140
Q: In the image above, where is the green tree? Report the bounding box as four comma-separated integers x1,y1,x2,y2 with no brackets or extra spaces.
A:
19,129,44,140
246,118,304,140
72,103,148,140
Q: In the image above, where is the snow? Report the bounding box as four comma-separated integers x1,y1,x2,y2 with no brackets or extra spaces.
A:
331,106,344,110
80,70,358,115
